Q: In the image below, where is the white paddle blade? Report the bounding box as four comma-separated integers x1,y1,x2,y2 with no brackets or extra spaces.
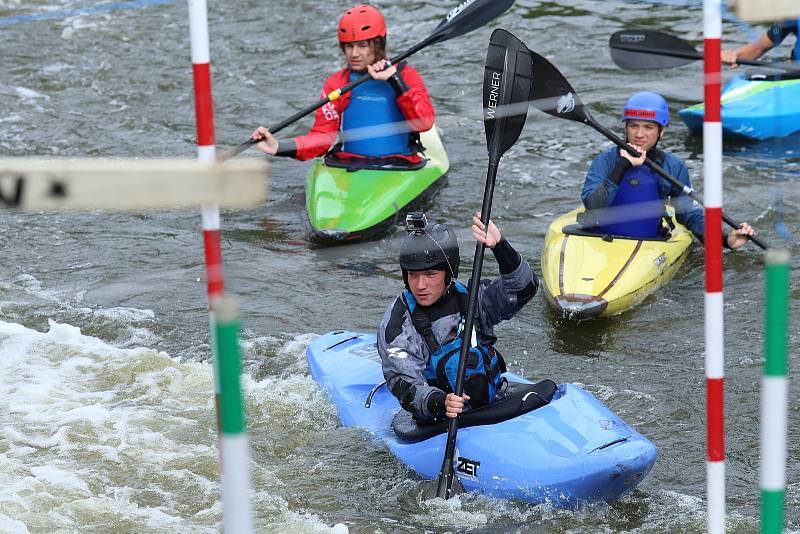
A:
0,158,268,211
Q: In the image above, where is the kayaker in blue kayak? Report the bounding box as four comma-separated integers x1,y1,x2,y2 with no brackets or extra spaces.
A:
250,4,435,164
377,212,537,422
580,91,754,248
721,19,799,67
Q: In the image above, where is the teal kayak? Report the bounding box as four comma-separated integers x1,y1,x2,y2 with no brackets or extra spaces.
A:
305,127,449,244
679,74,800,141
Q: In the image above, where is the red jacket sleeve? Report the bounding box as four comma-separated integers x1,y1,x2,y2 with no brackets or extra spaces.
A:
290,65,435,160
396,64,435,133
292,69,352,161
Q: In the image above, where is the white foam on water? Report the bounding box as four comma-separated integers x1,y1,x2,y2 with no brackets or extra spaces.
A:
93,307,155,323
416,494,490,529
0,114,22,123
0,513,28,534
14,87,49,101
0,319,329,532
41,63,72,74
1,273,87,310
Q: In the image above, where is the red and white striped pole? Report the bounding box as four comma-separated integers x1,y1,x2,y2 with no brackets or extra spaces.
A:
703,1,725,533
187,0,223,407
188,2,253,532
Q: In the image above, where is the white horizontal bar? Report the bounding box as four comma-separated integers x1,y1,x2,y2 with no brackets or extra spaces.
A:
0,158,267,210
733,0,800,22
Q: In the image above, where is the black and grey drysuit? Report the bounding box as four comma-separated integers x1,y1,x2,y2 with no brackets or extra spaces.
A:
377,238,537,421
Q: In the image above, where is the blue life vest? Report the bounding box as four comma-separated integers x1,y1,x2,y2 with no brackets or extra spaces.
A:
595,163,664,238
402,281,505,409
341,71,411,157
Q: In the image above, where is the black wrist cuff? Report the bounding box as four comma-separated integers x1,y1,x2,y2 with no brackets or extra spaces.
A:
609,158,632,185
388,72,410,96
492,238,522,274
275,139,297,158
426,389,447,419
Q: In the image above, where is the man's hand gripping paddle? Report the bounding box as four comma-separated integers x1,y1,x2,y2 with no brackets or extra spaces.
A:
424,28,533,500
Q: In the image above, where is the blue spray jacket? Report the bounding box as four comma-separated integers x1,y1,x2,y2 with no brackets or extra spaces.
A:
581,146,705,241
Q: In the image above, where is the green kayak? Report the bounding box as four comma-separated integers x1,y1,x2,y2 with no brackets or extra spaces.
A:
305,127,449,244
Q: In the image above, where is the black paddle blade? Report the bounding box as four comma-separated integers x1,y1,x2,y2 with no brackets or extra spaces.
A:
428,0,516,45
609,29,702,70
483,29,532,157
421,471,464,501
529,50,592,125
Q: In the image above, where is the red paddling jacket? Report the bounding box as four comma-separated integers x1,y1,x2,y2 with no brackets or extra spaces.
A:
274,64,435,161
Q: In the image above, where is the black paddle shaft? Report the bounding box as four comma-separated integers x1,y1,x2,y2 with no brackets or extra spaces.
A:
434,160,498,499
221,0,516,161
433,28,533,500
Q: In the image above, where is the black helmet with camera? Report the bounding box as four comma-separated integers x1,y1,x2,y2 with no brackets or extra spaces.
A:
399,212,459,287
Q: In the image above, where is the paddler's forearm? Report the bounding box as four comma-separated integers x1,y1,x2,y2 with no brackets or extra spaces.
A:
491,239,538,309
274,139,297,158
583,158,630,210
491,238,521,274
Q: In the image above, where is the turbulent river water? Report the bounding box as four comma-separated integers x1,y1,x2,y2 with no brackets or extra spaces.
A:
1,0,799,532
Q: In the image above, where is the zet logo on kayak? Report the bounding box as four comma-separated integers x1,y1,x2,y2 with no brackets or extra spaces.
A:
457,456,481,478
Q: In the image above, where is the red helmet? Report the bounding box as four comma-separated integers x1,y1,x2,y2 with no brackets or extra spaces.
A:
337,4,386,43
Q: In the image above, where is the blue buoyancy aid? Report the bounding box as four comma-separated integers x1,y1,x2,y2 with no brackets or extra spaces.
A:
595,163,665,238
402,281,505,409
341,72,412,157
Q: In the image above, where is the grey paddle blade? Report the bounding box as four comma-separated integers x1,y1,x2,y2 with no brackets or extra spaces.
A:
483,28,533,158
609,29,701,70
529,50,593,125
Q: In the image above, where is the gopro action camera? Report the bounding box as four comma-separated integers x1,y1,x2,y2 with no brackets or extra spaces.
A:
405,212,428,234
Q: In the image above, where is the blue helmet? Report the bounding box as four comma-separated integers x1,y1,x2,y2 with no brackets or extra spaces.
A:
621,92,670,126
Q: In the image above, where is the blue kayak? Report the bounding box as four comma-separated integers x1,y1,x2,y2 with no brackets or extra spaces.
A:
307,330,657,506
679,74,800,140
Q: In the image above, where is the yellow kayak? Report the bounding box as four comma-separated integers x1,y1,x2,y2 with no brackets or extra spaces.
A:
541,207,693,319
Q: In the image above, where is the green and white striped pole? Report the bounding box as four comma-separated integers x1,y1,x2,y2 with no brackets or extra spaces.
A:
214,296,253,533
761,249,790,534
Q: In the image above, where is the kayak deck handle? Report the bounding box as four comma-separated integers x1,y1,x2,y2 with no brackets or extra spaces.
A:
365,381,387,408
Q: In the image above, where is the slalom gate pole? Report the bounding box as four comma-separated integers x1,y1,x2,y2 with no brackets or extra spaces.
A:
214,297,253,533
187,0,224,405
703,1,726,533
188,2,252,531
761,249,790,534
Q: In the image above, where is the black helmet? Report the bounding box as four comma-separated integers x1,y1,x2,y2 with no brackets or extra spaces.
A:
399,212,459,288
